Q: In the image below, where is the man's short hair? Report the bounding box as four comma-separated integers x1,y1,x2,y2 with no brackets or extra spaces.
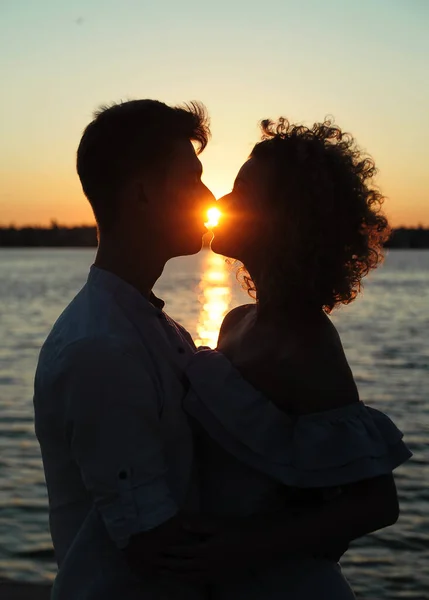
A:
76,100,210,228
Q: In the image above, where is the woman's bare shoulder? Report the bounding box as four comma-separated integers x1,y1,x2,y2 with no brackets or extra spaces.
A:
269,316,360,414
218,304,255,340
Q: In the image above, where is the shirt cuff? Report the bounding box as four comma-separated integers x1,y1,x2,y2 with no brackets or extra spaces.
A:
96,472,179,548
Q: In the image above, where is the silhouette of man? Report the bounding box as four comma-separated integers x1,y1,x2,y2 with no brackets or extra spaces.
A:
34,100,214,599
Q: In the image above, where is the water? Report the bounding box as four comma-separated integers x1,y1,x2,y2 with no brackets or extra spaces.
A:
0,248,428,598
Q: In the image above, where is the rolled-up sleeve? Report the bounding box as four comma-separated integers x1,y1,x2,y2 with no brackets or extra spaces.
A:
58,338,178,548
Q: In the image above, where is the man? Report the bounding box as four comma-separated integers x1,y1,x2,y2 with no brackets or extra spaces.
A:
34,99,214,599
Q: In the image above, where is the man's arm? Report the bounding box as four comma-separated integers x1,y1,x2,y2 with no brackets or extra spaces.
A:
60,338,180,565
239,472,399,557
156,473,398,581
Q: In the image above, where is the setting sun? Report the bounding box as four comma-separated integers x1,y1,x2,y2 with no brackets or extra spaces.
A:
205,207,221,229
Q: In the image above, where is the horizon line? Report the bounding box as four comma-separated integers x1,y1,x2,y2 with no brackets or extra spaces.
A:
1,223,429,231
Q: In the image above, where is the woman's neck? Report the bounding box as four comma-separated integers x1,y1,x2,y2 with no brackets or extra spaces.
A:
246,266,323,322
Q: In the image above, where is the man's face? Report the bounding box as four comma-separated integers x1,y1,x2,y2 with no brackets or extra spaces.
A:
148,139,215,258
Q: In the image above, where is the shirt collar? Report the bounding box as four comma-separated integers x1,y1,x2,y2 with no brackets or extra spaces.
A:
88,265,165,312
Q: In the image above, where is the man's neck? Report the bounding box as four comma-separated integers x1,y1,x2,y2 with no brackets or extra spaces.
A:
95,233,166,300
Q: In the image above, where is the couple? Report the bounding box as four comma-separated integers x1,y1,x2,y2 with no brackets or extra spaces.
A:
34,100,411,599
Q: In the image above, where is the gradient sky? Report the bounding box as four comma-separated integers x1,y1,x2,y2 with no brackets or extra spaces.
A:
1,0,428,227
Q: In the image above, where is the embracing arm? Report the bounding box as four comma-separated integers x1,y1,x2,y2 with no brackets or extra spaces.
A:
243,473,399,558
156,473,399,580
159,313,408,580
159,370,406,579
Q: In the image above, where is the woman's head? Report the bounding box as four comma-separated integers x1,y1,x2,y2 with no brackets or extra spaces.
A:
212,118,390,312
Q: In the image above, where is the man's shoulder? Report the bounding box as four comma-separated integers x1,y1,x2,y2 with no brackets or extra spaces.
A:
163,313,196,351
38,285,143,370
47,324,150,360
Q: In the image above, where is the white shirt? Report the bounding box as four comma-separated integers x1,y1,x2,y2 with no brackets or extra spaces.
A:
34,265,206,599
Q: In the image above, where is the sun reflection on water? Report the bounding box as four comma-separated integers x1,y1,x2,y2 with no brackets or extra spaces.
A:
195,251,232,347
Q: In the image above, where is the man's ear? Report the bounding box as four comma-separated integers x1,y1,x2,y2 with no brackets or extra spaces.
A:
125,177,149,207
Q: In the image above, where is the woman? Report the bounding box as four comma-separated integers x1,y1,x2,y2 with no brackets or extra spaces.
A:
163,119,411,598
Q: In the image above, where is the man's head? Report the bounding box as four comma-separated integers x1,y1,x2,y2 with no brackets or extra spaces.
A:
77,100,214,257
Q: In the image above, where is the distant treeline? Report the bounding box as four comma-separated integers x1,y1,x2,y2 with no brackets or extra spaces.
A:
0,224,97,247
386,227,429,249
0,224,428,248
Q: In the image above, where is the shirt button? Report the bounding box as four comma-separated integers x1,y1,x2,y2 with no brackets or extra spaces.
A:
177,346,185,354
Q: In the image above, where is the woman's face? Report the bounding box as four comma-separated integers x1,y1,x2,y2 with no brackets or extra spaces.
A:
211,158,272,261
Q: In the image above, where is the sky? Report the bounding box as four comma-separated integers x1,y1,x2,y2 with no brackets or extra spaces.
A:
1,0,428,227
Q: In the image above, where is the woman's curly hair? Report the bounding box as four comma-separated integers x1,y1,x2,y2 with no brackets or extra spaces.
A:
241,117,391,313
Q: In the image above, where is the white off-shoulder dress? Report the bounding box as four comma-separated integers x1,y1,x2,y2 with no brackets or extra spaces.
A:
184,349,412,600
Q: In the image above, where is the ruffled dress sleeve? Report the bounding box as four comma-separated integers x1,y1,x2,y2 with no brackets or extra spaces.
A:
184,349,412,488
